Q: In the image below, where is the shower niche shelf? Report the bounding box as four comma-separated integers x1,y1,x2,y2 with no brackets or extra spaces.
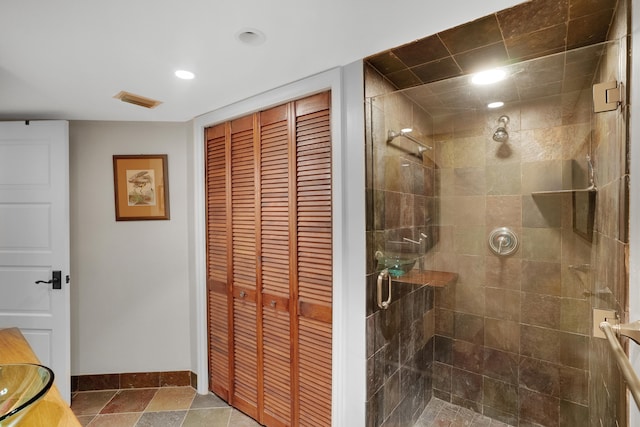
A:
531,187,597,242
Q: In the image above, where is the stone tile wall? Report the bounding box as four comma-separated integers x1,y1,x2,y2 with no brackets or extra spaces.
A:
426,83,594,425
588,1,630,426
365,64,437,427
364,1,630,422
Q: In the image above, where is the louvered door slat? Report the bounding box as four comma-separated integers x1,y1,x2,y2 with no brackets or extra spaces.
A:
260,109,292,426
230,121,259,417
233,298,258,416
298,317,331,427
296,105,332,308
207,91,332,427
294,93,332,427
260,114,291,295
263,309,291,425
206,125,230,400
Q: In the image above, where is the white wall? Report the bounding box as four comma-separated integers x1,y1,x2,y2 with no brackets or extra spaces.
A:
69,121,191,375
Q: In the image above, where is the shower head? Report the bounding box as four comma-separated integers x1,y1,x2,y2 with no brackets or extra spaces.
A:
492,115,509,143
493,127,508,143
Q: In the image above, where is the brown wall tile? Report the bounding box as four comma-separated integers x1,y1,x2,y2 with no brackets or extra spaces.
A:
560,297,590,334
485,287,521,321
483,348,518,384
522,260,562,295
485,318,520,353
453,312,484,344
519,387,560,427
483,377,518,415
520,324,561,362
560,400,589,426
521,228,562,261
486,196,522,228
560,366,588,405
432,361,452,393
519,357,560,397
521,292,561,328
523,195,563,228
451,368,482,402
452,340,484,373
486,163,522,195
486,257,522,290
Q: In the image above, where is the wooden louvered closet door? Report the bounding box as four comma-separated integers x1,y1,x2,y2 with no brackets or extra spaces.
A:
205,92,332,427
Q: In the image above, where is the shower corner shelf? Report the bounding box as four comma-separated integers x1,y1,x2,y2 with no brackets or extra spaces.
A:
531,186,597,195
393,270,458,288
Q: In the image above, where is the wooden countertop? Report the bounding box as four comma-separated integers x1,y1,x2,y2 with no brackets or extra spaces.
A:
0,328,81,427
394,269,458,288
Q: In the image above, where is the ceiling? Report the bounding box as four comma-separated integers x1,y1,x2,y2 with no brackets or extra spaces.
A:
366,0,618,90
396,42,608,117
0,0,526,122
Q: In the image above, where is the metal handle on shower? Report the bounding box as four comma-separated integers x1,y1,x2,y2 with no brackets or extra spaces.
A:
488,227,519,256
377,268,392,310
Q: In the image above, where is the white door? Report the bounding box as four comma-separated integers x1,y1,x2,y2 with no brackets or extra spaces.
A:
0,120,70,402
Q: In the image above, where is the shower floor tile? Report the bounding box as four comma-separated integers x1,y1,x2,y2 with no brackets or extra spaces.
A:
415,398,514,427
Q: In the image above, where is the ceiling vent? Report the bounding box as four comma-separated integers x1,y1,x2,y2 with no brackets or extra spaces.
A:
113,91,162,109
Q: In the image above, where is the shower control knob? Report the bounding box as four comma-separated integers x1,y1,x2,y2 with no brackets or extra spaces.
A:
488,227,519,256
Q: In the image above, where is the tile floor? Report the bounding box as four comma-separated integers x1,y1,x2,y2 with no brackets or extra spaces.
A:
71,386,260,427
72,388,513,427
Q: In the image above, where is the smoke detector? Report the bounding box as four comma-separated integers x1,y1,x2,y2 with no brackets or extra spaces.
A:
236,28,266,46
113,91,162,109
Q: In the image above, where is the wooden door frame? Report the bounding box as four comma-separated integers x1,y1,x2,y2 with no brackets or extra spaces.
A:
192,64,366,426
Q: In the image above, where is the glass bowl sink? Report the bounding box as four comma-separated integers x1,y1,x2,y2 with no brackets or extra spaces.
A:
375,251,417,277
0,364,54,426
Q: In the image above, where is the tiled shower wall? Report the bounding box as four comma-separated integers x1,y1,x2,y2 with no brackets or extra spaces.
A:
425,26,629,426
364,6,630,425
427,87,594,426
365,64,437,427
589,1,630,425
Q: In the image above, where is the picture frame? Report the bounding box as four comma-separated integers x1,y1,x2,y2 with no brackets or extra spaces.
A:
113,154,170,221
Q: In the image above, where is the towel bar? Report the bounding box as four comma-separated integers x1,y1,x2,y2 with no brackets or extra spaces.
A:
600,321,640,409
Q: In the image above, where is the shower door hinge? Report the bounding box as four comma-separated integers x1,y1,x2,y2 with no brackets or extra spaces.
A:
593,80,621,113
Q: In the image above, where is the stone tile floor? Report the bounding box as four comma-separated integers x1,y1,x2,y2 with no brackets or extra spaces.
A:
415,398,514,427
72,388,513,427
71,386,260,426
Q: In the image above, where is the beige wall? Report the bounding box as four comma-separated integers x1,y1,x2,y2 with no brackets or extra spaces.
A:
69,120,192,375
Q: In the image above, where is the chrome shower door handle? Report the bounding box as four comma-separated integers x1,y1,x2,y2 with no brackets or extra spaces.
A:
377,268,392,310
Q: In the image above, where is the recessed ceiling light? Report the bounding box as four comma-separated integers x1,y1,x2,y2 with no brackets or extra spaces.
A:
175,70,195,80
236,28,266,46
487,101,504,109
471,69,506,85
401,127,413,133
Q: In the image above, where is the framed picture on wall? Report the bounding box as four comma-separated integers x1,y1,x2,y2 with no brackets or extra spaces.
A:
113,154,170,221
